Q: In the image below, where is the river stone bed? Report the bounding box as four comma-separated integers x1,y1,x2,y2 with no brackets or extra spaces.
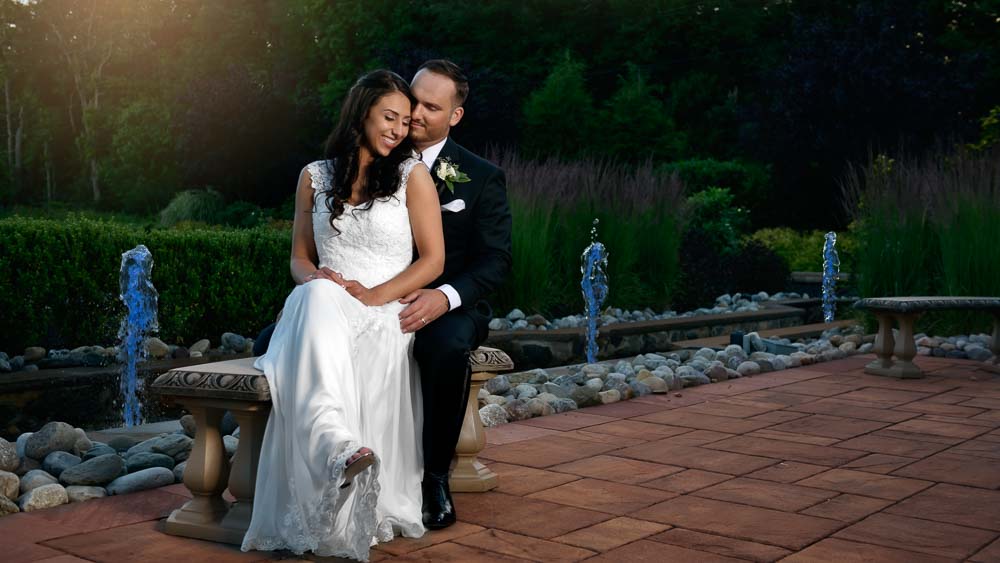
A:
488,291,818,331
477,325,996,427
0,333,254,374
0,413,238,517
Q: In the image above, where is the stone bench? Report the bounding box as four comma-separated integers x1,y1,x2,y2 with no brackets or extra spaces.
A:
855,297,1000,378
151,346,513,545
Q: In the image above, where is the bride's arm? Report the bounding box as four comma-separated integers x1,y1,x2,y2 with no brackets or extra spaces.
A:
290,167,341,285
345,164,444,305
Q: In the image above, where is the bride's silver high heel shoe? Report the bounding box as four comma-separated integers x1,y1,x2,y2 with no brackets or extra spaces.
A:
341,448,375,489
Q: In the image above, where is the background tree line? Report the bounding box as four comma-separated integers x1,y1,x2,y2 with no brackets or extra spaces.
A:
0,0,997,229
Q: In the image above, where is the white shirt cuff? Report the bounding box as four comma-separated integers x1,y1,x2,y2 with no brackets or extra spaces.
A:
437,284,462,311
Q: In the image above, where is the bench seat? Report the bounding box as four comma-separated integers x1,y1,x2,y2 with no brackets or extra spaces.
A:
855,297,1000,378
151,346,513,545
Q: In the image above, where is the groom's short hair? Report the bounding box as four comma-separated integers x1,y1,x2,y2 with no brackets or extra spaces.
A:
417,59,469,106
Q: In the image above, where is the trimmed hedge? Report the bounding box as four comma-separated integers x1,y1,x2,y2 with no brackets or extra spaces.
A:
0,216,293,352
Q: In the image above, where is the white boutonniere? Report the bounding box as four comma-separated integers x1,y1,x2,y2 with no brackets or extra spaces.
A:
435,158,471,193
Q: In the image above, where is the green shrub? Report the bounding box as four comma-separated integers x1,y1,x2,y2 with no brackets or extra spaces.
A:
749,227,858,273
521,51,597,159
660,158,771,208
0,216,292,351
684,187,748,256
159,189,226,227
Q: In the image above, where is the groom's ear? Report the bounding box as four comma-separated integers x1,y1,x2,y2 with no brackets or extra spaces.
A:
449,106,464,128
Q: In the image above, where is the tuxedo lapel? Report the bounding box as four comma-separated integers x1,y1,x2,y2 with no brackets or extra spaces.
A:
432,138,460,202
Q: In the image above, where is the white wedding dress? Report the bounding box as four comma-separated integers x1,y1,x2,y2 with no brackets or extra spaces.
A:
241,158,426,560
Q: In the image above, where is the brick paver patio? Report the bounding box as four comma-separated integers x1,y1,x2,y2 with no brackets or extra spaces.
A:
3,354,999,562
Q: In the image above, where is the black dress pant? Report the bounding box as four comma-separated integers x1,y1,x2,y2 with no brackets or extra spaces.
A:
414,306,485,475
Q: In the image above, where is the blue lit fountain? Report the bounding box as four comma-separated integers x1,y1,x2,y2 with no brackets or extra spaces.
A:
117,245,159,427
822,231,840,323
580,219,609,364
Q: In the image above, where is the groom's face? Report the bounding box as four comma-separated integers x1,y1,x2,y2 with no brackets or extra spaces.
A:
410,69,464,150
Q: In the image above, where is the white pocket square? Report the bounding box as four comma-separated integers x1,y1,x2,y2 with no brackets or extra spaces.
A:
441,199,466,212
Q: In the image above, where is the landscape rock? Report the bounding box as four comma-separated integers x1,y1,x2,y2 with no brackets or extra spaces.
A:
18,483,68,511
144,337,170,359
525,398,555,417
551,398,578,413
42,451,82,478
15,433,31,458
107,435,140,452
126,434,193,461
66,485,107,503
25,421,78,460
629,380,653,396
190,339,211,354
0,495,17,516
72,428,93,457
180,414,197,438
20,469,58,494
479,404,509,427
485,375,511,396
106,467,175,495
706,364,729,382
23,347,46,362
541,382,570,398
513,383,538,399
599,389,622,404
223,435,239,458
644,376,669,393
173,461,186,483
570,384,601,407
737,361,762,377
965,346,993,362
127,452,175,473
0,470,18,500
15,457,40,476
221,332,246,352
59,453,126,486
84,444,117,461
0,439,17,473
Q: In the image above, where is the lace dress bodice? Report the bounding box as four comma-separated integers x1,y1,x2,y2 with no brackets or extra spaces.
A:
308,158,422,289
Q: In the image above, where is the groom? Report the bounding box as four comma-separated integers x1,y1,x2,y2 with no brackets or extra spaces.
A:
397,59,512,529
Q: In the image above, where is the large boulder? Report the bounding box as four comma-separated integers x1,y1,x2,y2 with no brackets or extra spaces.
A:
59,453,126,486
24,422,78,460
106,467,174,495
19,483,69,511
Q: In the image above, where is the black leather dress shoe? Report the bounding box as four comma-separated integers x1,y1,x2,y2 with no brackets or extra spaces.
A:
421,471,456,529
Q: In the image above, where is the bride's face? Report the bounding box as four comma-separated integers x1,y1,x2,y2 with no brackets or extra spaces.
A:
363,91,412,157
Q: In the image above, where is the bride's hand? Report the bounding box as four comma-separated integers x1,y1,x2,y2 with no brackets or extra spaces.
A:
305,267,345,284
342,280,383,306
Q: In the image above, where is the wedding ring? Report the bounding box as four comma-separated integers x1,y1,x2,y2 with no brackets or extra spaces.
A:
420,317,427,325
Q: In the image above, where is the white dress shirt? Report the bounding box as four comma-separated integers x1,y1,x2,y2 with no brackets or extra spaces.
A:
417,137,462,311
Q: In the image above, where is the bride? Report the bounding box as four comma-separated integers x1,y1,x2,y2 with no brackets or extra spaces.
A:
241,70,442,560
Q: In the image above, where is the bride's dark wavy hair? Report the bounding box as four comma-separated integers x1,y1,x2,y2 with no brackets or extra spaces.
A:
321,70,417,231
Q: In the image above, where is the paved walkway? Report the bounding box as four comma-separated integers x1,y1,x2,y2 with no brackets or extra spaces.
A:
2,355,999,562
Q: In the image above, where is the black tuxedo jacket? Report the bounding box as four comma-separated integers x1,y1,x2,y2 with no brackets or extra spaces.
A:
420,138,512,327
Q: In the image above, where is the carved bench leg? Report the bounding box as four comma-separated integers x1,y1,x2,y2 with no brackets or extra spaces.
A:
165,403,232,541
450,373,498,492
892,312,924,379
866,313,897,376
219,404,271,544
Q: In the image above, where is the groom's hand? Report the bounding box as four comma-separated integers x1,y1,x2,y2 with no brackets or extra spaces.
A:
398,289,450,333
